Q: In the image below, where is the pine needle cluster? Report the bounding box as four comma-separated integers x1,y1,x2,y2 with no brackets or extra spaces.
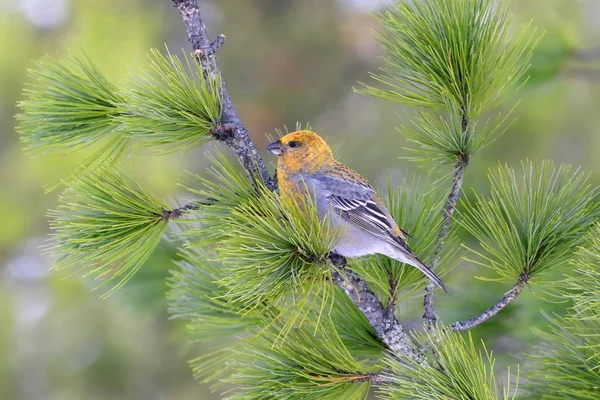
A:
17,47,222,168
181,156,341,335
17,53,125,154
525,226,600,399
168,247,270,385
225,302,380,400
17,47,224,286
48,164,170,296
358,0,537,164
381,327,518,400
170,157,383,397
118,48,222,153
459,160,599,284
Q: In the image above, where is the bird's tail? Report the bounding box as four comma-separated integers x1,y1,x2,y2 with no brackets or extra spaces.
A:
404,253,449,293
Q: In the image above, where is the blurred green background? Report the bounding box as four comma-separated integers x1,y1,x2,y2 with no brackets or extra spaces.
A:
0,0,599,399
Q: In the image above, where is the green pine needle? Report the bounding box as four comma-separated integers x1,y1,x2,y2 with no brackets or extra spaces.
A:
180,153,262,249
172,155,382,386
118,48,222,153
180,154,344,342
215,187,339,309
48,164,170,297
400,104,515,165
353,175,459,302
168,248,270,386
381,327,518,400
459,160,599,283
167,247,382,388
169,249,267,334
564,225,600,316
526,313,600,400
359,0,535,114
226,306,378,400
183,154,340,309
525,230,600,399
17,52,124,154
357,0,537,162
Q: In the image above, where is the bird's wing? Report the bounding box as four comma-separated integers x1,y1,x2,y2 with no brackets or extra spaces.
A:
311,167,405,245
311,166,449,293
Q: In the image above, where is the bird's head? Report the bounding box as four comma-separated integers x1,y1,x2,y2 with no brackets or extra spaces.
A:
267,130,334,173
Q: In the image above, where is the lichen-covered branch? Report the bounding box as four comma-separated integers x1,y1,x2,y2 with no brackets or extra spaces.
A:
423,157,468,327
451,273,529,331
160,199,217,221
172,0,275,190
330,255,426,365
172,0,421,363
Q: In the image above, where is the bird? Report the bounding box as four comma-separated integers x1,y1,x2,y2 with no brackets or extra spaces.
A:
266,130,448,293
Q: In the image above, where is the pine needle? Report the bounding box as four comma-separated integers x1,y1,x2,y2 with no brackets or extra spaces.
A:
117,47,222,153
357,0,538,164
17,51,124,154
459,160,599,284
47,163,170,297
168,248,270,387
381,326,518,400
225,303,379,400
525,226,600,398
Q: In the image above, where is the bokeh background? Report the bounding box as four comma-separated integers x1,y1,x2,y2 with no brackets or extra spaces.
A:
0,0,599,399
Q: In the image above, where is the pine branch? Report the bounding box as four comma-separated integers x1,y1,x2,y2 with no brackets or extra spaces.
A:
451,272,529,331
424,156,468,326
357,0,536,328
330,257,426,365
172,0,423,365
171,0,274,190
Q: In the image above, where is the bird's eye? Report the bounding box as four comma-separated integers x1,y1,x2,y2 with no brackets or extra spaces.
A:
288,141,300,148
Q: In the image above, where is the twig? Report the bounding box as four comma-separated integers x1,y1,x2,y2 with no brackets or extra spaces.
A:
451,273,529,331
313,372,392,385
172,0,275,190
423,157,468,327
173,0,422,365
159,199,216,221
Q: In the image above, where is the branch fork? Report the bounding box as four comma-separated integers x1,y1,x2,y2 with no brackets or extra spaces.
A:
193,34,226,58
210,122,236,141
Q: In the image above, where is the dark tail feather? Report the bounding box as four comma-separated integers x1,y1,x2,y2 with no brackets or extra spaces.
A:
406,253,449,293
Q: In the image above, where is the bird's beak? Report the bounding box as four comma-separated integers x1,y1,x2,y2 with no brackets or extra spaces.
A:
266,140,284,156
